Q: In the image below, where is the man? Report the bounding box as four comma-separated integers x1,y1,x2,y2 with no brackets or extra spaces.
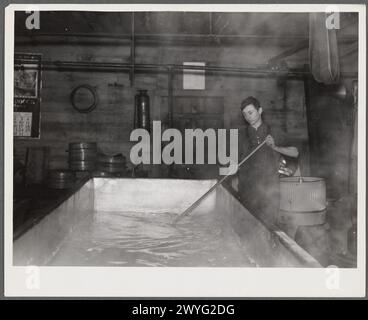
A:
238,96,298,227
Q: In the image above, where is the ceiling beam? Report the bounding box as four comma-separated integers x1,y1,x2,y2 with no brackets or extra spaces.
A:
267,13,358,65
340,42,359,59
267,35,357,65
268,39,309,65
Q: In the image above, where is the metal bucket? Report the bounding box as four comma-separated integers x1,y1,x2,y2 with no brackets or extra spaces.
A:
280,177,326,212
278,177,327,238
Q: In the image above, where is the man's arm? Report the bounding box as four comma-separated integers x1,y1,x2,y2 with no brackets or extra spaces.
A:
265,135,299,158
273,145,299,158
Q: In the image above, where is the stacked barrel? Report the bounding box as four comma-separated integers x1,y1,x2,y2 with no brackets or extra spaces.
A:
47,170,75,189
95,153,126,176
68,142,97,172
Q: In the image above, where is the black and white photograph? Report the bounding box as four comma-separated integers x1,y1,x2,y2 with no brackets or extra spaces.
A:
3,3,366,297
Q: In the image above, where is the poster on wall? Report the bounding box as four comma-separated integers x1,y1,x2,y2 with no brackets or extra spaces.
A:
14,53,42,138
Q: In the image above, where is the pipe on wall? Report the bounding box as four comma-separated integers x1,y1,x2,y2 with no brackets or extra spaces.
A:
130,12,135,87
19,60,357,79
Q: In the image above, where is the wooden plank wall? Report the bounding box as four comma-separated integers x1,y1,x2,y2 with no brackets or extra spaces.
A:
14,42,309,176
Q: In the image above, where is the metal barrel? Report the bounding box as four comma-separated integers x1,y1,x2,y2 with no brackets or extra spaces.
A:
69,150,98,161
278,176,327,239
68,142,97,171
47,170,75,189
69,160,96,171
97,163,126,173
279,177,326,212
97,153,126,163
96,153,126,173
278,209,326,226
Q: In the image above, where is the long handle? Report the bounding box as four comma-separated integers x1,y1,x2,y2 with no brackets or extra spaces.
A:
173,139,267,224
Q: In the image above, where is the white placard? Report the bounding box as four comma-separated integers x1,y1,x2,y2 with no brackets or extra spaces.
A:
13,112,32,137
183,62,205,90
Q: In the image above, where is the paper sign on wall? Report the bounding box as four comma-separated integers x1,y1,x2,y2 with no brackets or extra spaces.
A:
14,53,42,139
14,112,33,137
183,62,205,90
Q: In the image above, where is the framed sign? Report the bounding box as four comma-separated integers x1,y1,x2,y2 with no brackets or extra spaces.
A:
14,53,42,138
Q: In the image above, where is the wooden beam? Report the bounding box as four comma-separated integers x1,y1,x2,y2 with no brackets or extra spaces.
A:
268,39,308,65
340,42,358,59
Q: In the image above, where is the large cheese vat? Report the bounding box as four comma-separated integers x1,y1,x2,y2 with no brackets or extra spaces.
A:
13,178,321,267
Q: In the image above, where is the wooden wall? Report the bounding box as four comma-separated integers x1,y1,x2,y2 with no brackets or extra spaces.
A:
307,79,356,199
14,40,310,177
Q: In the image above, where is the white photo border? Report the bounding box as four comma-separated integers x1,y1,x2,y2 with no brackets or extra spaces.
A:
4,3,366,297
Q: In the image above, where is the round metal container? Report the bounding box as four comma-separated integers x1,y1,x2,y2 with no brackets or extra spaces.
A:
68,142,97,150
97,163,126,173
47,170,75,189
280,177,326,212
97,153,126,164
69,160,96,171
68,142,97,171
96,153,126,173
69,149,97,161
278,209,326,226
278,177,327,238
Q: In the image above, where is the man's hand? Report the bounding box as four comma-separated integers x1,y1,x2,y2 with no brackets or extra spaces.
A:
265,135,276,149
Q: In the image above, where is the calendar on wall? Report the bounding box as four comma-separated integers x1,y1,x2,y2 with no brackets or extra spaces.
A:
14,53,42,139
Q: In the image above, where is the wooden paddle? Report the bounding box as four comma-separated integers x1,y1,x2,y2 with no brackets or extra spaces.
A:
173,139,267,224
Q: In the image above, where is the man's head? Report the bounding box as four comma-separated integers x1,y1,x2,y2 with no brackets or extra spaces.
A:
240,96,263,127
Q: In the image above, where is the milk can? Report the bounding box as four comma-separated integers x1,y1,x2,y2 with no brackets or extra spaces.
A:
134,90,150,132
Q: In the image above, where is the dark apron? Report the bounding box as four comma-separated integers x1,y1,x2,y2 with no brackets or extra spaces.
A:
238,124,280,227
